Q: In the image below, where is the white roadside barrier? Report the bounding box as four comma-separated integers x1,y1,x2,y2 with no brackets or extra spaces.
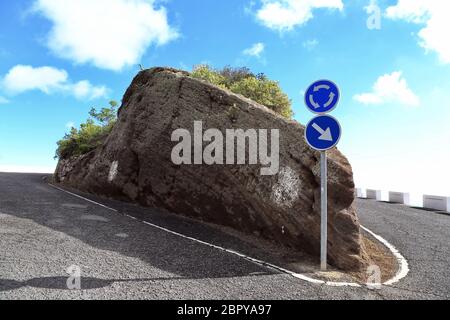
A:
355,188,364,198
389,192,410,205
423,195,450,212
357,187,450,214
366,189,382,201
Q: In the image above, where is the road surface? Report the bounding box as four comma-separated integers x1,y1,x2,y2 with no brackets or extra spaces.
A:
0,172,449,299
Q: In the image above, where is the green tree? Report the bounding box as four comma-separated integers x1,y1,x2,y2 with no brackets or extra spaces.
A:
89,100,118,127
191,65,293,119
55,100,119,160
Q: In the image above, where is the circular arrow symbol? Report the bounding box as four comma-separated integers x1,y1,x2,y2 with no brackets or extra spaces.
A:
305,80,340,114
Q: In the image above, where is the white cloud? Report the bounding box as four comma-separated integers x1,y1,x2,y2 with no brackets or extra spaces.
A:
302,39,319,50
2,65,108,100
32,0,178,71
353,71,420,107
2,65,68,94
255,0,343,32
0,96,9,104
386,0,450,64
71,80,107,100
243,43,265,57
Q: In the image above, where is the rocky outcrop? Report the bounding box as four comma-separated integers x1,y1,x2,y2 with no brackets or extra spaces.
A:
55,67,366,270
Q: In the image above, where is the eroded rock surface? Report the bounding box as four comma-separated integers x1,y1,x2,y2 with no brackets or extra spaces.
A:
55,67,366,270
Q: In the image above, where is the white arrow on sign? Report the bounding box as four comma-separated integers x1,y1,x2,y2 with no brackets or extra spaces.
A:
323,92,335,108
309,94,320,109
314,84,330,92
312,123,333,141
309,90,335,109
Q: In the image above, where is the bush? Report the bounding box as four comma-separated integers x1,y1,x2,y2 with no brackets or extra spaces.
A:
191,65,293,118
191,65,227,88
55,101,118,160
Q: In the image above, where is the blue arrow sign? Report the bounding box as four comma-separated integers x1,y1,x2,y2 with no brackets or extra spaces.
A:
305,115,342,151
305,80,340,114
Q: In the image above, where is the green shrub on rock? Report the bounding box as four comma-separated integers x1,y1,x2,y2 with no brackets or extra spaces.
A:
191,65,293,119
55,101,118,160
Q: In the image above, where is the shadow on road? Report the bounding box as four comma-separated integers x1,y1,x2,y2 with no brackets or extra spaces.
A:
0,277,116,292
409,207,449,216
2,274,249,292
0,173,280,284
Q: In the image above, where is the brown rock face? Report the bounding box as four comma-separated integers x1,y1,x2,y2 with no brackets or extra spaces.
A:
55,67,366,270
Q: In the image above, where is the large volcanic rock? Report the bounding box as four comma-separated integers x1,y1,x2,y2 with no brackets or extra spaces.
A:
55,67,366,270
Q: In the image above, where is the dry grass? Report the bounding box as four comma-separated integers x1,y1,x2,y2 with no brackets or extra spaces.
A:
358,233,398,283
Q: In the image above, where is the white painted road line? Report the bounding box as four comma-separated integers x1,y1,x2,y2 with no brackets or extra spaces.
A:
361,226,410,286
48,184,118,212
49,183,409,287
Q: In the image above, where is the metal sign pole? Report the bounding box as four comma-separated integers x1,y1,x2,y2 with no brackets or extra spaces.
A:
320,151,328,271
304,79,341,272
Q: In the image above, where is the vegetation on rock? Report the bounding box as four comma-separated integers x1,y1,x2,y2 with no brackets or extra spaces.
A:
191,65,293,119
55,66,293,160
55,101,118,160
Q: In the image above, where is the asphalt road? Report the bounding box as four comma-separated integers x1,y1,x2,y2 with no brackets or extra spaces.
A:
0,172,449,300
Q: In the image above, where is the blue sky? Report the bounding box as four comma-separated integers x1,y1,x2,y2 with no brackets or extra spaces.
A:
0,0,449,204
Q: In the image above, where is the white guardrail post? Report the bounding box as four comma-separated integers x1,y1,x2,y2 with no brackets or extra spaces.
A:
357,188,450,213
366,189,382,201
355,188,364,198
423,195,450,213
388,192,410,205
